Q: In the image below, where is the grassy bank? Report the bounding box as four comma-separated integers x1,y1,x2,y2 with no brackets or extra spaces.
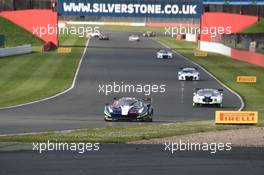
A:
0,17,43,47
0,34,86,107
156,37,264,122
0,121,254,143
0,17,87,107
243,18,264,33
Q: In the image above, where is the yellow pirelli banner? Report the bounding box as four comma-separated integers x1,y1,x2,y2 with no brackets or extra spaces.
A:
58,47,72,54
194,50,208,57
215,111,258,124
236,76,257,83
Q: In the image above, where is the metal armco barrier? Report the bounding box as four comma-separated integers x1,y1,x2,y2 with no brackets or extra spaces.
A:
0,35,5,48
0,44,32,57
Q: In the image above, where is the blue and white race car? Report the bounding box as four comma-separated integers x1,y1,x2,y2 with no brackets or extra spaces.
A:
157,49,173,59
104,97,153,122
178,68,200,81
193,88,223,107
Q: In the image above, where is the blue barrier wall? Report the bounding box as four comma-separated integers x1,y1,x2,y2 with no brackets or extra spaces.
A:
58,0,204,18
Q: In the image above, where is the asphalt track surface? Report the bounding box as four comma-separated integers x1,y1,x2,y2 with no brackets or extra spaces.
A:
0,31,242,134
0,144,263,175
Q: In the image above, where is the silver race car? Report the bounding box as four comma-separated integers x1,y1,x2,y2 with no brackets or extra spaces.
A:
104,97,153,122
193,88,223,107
178,68,200,81
157,49,173,59
129,35,140,41
86,31,101,38
99,33,109,40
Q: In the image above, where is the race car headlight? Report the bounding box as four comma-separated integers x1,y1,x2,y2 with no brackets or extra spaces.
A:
138,107,144,114
194,96,201,101
104,106,112,116
138,107,148,115
108,106,113,113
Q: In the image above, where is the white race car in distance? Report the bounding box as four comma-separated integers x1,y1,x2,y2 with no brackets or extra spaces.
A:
178,68,200,81
86,31,101,38
193,88,223,107
129,35,140,41
157,49,173,59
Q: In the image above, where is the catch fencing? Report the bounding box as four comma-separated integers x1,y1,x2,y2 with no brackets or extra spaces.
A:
221,33,264,54
0,0,51,11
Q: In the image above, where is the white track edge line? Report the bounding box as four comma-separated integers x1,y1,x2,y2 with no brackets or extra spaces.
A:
0,39,90,110
156,39,244,111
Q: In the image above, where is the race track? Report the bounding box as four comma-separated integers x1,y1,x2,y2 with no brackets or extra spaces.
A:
0,145,263,175
0,31,242,134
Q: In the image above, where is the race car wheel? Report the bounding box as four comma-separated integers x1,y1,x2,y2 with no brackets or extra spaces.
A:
144,110,153,122
104,116,111,122
143,117,153,122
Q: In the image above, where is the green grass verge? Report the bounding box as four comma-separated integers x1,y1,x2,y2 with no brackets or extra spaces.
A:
242,18,264,33
0,17,44,47
0,121,258,143
0,34,86,107
156,37,264,123
0,17,87,107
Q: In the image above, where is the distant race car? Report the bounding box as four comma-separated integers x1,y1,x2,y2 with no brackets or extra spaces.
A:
193,88,223,107
178,67,200,81
87,31,101,38
104,97,153,122
129,35,140,41
157,49,173,59
142,31,156,37
99,33,109,40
